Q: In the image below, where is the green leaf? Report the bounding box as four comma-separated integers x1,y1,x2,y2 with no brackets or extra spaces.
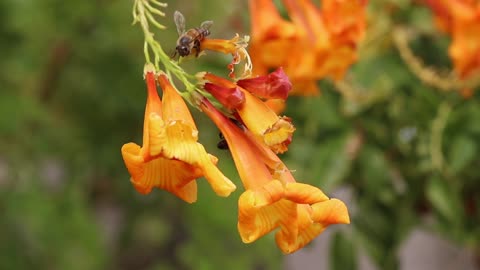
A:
358,146,394,203
448,135,476,174
310,133,353,190
426,177,463,224
330,232,357,270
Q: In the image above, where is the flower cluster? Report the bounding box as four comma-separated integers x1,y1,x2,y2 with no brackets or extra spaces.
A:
121,69,236,203
200,95,349,253
248,0,368,96
425,0,480,79
123,0,350,254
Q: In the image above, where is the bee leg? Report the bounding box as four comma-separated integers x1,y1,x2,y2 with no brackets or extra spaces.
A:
217,139,229,150
194,40,201,57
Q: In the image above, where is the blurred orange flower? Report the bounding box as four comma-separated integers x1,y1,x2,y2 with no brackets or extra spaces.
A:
201,71,295,154
248,0,367,96
200,98,349,254
121,71,236,203
425,0,480,78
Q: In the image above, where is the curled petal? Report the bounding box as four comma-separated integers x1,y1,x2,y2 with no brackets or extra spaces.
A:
263,116,295,154
121,142,200,203
275,205,323,254
201,35,253,79
275,198,350,253
237,89,295,153
237,180,294,243
311,198,350,225
155,119,236,197
284,182,330,204
204,83,246,110
237,67,292,100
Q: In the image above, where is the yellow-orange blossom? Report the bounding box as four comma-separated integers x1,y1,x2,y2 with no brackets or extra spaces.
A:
248,0,367,96
121,70,236,203
425,0,480,78
200,98,350,254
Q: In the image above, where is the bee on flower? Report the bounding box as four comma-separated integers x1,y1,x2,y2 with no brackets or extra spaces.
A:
124,1,351,254
173,11,213,58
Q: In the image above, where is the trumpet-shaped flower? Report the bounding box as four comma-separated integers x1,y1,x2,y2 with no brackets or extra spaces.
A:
201,72,295,154
425,0,480,78
121,71,236,203
200,34,253,79
200,98,349,254
248,0,367,95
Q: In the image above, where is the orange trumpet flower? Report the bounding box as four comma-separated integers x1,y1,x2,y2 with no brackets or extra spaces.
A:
248,0,367,95
200,34,252,78
425,0,480,78
121,70,236,203
201,71,295,154
200,98,349,254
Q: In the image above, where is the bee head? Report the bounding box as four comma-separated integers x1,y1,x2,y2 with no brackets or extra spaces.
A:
176,45,190,57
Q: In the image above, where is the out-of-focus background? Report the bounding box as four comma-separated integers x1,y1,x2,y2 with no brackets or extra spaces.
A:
1,0,479,269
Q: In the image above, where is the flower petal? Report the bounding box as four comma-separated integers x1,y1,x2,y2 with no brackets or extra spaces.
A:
122,72,236,201
201,38,238,55
264,99,286,114
158,74,237,197
248,0,366,96
237,89,295,152
237,180,294,243
311,198,350,225
249,0,298,41
284,182,330,204
204,83,245,110
276,199,350,254
283,0,330,48
121,142,201,203
159,74,197,130
237,67,292,100
201,98,277,189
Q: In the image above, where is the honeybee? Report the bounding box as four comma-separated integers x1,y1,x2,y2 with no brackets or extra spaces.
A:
173,11,213,58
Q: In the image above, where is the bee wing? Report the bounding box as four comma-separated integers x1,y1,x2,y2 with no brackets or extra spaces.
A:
174,11,186,35
200,20,213,30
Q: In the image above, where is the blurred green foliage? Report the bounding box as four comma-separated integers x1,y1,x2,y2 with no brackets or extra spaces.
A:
0,0,479,270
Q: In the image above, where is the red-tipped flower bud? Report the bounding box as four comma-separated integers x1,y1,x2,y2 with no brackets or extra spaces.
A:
237,67,292,100
204,83,246,110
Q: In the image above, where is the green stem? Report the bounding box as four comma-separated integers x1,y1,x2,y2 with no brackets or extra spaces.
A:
430,102,451,173
133,0,199,104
